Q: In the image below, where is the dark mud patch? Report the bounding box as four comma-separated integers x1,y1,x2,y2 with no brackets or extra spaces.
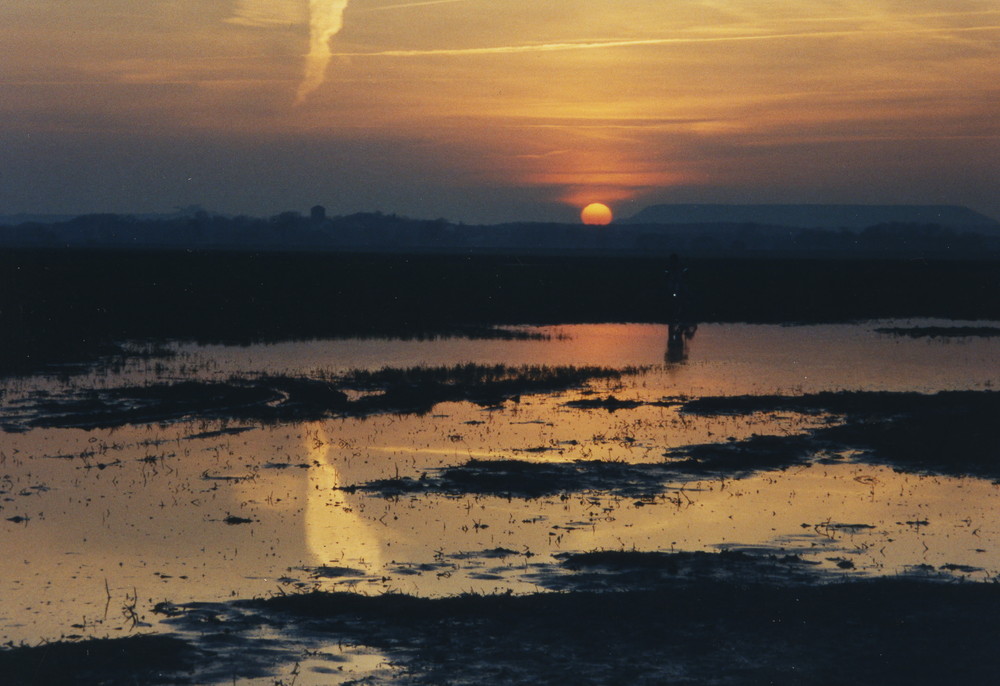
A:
387,548,529,581
563,395,682,412
679,389,935,417
352,432,819,498
10,550,1000,685
681,390,1000,479
261,461,310,470
347,458,699,498
535,549,835,591
197,578,1000,685
563,395,645,411
450,547,522,560
185,426,256,440
875,325,1000,338
439,326,555,341
665,433,815,473
905,563,990,578
0,634,197,686
1,364,645,431
2,380,287,431
222,514,254,525
335,363,645,414
816,402,1000,479
302,565,369,579
822,522,877,532
938,563,983,574
561,548,818,572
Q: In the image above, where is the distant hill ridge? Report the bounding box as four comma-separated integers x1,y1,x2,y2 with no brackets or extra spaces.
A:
0,206,215,228
626,204,1000,231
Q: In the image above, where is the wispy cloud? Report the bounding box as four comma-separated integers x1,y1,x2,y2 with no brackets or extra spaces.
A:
363,0,474,12
515,149,571,160
329,24,1000,58
226,0,304,28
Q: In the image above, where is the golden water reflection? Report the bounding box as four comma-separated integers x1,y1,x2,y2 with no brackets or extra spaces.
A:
304,422,383,573
2,321,1000,644
298,397,1000,598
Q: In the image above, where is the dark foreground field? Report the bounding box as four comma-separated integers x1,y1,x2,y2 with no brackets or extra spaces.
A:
3,248,1000,374
3,567,999,685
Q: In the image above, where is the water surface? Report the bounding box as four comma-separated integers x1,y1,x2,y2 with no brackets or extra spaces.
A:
2,319,998,648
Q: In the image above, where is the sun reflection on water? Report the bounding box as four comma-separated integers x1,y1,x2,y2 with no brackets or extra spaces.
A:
305,422,384,575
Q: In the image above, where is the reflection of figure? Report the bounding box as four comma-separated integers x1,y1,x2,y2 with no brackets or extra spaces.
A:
664,254,698,363
666,322,698,363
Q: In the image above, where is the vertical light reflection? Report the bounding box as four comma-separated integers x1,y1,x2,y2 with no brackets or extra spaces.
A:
305,422,384,571
298,0,351,103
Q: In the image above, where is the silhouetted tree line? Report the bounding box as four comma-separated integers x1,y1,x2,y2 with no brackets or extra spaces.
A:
1,211,998,258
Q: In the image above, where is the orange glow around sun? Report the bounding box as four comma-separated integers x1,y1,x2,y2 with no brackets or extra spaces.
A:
581,202,613,225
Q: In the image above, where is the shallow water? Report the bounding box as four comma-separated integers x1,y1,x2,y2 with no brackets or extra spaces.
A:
2,319,999,649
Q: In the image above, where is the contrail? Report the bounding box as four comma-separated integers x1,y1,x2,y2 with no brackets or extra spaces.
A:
296,0,476,102
364,0,472,11
297,0,351,103
329,24,1000,59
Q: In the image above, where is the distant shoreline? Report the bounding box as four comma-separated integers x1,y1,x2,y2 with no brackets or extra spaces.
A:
3,205,1000,260
3,247,999,375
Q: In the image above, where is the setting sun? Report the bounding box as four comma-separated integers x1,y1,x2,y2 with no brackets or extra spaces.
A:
581,203,613,225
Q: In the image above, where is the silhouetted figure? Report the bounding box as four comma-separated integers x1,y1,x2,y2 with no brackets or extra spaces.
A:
310,205,327,224
665,253,689,322
664,254,698,363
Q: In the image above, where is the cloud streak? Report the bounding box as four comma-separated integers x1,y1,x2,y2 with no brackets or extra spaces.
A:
329,24,1000,59
226,0,305,28
364,0,473,11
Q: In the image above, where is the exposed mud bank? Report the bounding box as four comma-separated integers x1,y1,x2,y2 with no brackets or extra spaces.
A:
0,634,196,686
346,390,1000,500
5,560,999,685
680,390,1000,479
875,325,1000,338
1,364,643,431
347,458,689,498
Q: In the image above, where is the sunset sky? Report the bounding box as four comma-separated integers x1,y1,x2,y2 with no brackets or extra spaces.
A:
1,1,998,223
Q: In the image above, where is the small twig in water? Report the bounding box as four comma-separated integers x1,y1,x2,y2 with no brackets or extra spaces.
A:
121,587,140,630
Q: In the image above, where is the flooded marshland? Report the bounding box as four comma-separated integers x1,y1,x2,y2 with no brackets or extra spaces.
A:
2,320,1000,683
